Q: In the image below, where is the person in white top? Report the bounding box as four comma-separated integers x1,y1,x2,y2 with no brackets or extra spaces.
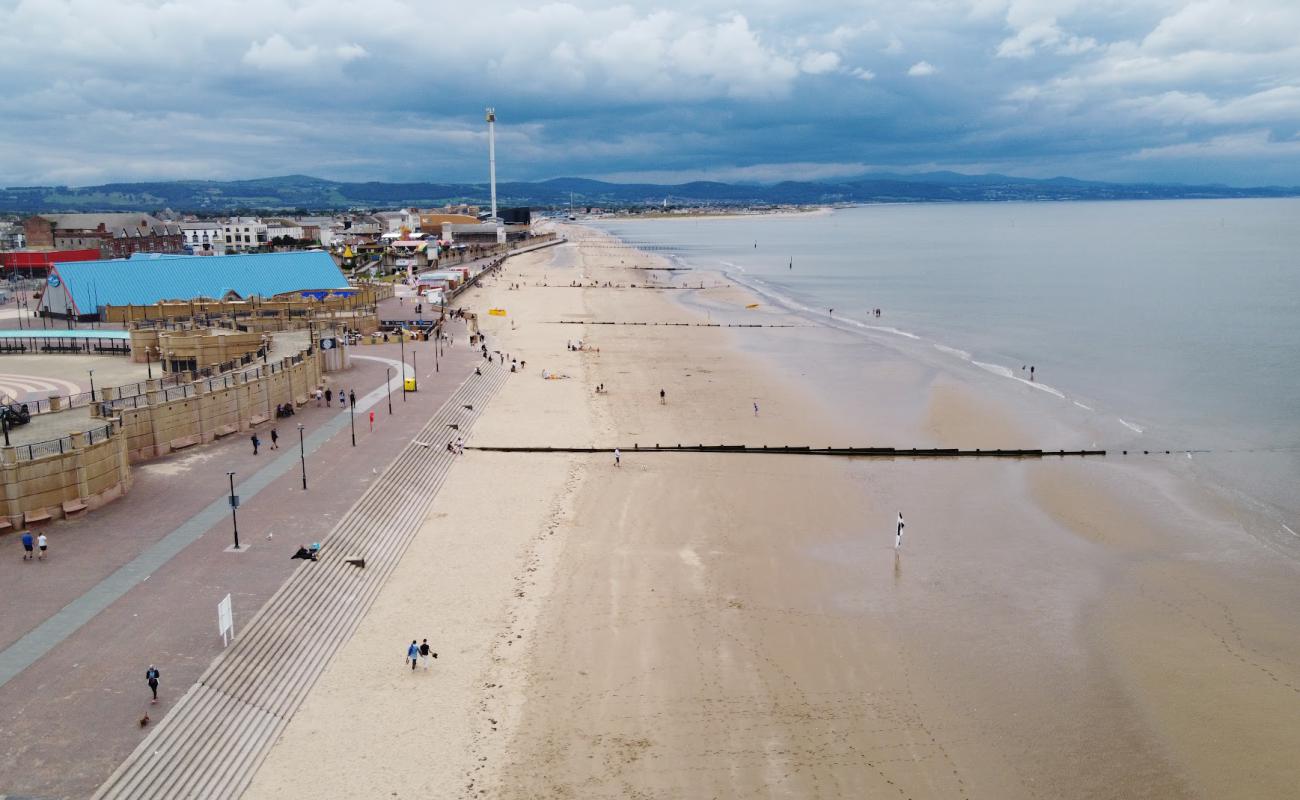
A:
614,448,621,467
37,533,48,560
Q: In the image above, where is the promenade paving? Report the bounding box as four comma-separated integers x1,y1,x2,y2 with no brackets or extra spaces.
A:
0,332,479,799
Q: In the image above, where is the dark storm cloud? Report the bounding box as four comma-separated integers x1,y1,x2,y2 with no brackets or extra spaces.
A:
0,0,1297,186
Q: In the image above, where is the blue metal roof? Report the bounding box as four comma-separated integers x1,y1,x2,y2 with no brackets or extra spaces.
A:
51,251,349,312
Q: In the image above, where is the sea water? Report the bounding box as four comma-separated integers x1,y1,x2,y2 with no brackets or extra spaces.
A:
592,199,1300,533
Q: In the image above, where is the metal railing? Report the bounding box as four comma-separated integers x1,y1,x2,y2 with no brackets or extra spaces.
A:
7,424,115,462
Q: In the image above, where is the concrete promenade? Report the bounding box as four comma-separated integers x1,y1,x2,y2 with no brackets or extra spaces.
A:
0,332,479,798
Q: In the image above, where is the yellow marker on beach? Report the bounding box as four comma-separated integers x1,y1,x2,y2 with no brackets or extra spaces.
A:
488,308,508,317
745,303,760,309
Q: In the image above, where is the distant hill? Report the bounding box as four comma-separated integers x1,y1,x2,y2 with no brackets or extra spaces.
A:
1,172,1296,214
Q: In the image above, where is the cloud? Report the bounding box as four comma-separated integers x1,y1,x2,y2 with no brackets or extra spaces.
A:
0,0,1298,187
800,50,842,75
243,35,368,71
1129,129,1300,160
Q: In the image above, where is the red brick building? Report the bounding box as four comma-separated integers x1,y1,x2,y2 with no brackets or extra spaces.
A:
23,213,184,259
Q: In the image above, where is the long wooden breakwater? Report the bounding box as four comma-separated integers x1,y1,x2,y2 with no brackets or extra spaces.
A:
469,444,1106,458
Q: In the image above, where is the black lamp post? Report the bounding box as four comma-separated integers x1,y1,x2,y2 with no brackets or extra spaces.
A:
146,346,153,380
400,332,407,401
411,350,417,391
227,471,241,550
298,423,307,490
349,398,356,447
88,369,95,402
2,413,9,447
386,367,393,415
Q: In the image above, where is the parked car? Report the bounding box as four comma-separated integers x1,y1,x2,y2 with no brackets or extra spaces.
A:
1,403,31,427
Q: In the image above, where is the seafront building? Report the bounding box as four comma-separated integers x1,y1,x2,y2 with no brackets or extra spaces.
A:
22,213,184,259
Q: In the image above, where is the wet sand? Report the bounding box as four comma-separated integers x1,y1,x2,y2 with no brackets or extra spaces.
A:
244,227,1300,799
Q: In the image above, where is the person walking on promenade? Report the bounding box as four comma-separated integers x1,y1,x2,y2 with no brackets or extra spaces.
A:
251,434,260,455
419,639,436,669
37,532,47,560
614,448,621,467
348,389,356,408
407,640,420,671
315,388,323,407
660,388,666,405
20,530,34,560
325,388,333,406
340,391,347,408
146,665,160,703
270,428,279,450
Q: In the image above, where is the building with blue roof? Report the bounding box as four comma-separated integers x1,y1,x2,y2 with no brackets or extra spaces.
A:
38,251,350,319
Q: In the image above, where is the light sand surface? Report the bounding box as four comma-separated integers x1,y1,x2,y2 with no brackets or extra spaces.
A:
245,228,1300,799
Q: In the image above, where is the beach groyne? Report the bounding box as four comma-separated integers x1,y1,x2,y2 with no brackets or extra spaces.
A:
469,444,1106,458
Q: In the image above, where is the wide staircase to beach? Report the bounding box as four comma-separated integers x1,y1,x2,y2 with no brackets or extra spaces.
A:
92,361,509,800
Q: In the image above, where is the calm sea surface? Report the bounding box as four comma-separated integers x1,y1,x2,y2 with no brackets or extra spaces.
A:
592,199,1300,530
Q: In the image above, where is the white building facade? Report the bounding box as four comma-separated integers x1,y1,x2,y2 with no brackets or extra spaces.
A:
180,221,226,255
222,217,268,251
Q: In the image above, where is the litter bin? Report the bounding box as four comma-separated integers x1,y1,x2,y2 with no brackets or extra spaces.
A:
404,377,417,392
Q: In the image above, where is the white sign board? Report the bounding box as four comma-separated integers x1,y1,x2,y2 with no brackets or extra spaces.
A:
218,593,234,645
395,258,414,267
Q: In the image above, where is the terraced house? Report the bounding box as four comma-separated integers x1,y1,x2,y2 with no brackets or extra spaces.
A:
22,213,184,259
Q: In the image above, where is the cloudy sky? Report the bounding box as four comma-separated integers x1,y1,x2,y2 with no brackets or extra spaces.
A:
1,0,1298,187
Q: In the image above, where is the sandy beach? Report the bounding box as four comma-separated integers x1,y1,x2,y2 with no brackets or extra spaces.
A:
243,226,1300,799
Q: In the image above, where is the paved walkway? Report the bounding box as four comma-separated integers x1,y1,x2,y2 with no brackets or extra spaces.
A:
0,334,480,799
0,357,410,688
94,359,509,799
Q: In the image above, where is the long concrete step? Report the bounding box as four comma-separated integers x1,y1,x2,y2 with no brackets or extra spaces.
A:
93,361,509,800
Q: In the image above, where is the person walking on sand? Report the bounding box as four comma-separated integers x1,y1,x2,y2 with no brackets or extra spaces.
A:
37,532,47,560
270,428,279,450
146,665,160,703
349,389,356,407
251,433,260,455
659,388,666,405
419,639,436,669
1029,365,1035,382
21,530,34,561
614,448,621,467
753,402,759,417
407,640,420,671
895,512,905,550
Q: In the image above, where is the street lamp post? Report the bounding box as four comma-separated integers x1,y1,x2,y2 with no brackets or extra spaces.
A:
146,346,153,380
88,370,95,402
298,423,307,490
412,350,417,391
349,399,356,447
386,367,393,415
227,471,241,550
2,413,9,447
400,332,407,402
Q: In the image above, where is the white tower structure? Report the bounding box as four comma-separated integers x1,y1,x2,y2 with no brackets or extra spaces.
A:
486,107,499,222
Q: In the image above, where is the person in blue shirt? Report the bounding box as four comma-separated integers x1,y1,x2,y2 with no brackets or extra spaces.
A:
20,530,34,560
406,640,420,671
